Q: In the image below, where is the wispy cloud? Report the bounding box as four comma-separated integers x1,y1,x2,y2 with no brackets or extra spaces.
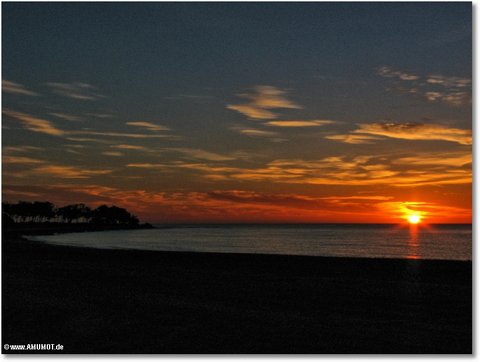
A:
325,134,381,144
354,122,471,145
392,151,471,167
3,109,64,136
327,122,471,145
126,121,170,132
164,148,235,161
72,130,179,139
3,155,45,164
49,112,82,122
206,191,394,210
2,184,120,206
3,146,44,154
66,148,83,155
238,128,278,137
4,109,180,142
126,163,167,169
110,144,148,151
32,165,112,179
231,126,286,142
266,120,335,127
423,91,471,106
227,85,302,120
377,66,419,81
426,75,471,88
320,195,393,201
66,137,111,143
85,113,114,119
46,82,104,100
126,162,238,174
101,151,123,157
378,66,471,106
2,188,42,198
2,80,38,96
128,150,470,188
262,155,471,187
2,148,113,180
206,190,334,209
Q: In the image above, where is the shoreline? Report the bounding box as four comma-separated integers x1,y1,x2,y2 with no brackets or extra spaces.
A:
26,234,474,263
3,222,154,237
2,231,472,354
17,224,472,263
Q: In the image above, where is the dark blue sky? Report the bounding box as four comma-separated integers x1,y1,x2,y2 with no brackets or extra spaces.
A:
3,3,471,121
2,3,472,223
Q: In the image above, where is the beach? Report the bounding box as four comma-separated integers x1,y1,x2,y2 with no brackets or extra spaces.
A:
2,233,472,354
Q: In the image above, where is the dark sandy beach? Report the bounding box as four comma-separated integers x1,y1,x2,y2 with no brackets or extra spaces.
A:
2,232,472,354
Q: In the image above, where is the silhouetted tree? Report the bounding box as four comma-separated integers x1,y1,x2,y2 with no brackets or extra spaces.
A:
32,202,55,222
4,201,35,222
90,205,110,225
3,201,54,222
3,201,140,226
91,205,139,225
56,204,91,223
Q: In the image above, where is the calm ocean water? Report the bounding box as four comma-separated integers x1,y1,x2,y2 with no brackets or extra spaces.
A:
31,224,472,261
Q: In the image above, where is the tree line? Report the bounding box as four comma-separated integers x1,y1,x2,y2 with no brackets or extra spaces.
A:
3,201,140,226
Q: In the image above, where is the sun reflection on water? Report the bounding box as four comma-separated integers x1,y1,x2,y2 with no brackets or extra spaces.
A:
407,223,420,259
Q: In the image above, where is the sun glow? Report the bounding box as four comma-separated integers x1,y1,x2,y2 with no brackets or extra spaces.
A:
407,214,421,224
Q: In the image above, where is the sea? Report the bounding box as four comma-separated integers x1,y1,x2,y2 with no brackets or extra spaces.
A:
30,224,472,261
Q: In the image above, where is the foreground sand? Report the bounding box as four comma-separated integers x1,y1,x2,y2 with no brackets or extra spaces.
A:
2,234,471,354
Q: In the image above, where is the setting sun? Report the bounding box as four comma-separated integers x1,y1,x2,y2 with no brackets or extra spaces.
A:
408,214,421,224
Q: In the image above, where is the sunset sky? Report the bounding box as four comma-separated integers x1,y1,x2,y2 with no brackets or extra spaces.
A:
2,3,472,223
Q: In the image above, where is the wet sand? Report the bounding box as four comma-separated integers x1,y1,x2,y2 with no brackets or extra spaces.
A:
2,234,472,354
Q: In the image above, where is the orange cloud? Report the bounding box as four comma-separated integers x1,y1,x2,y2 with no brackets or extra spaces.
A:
4,109,182,143
163,148,235,161
3,146,44,154
328,122,471,145
378,67,471,106
110,144,149,151
266,120,335,127
353,122,471,145
227,104,277,119
46,82,104,100
31,165,112,179
393,151,471,167
2,80,38,96
49,112,82,121
66,137,112,143
325,134,381,144
3,109,64,136
72,130,179,139
378,66,419,81
3,156,45,164
238,128,278,137
126,121,170,131
127,151,470,187
126,163,168,169
227,85,302,120
102,151,123,157
426,75,471,88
